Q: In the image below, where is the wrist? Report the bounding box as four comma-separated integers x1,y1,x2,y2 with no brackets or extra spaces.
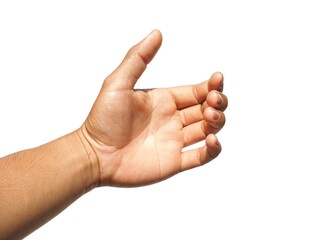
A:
75,127,101,189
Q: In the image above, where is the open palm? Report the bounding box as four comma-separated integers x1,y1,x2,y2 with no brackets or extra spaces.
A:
81,30,227,187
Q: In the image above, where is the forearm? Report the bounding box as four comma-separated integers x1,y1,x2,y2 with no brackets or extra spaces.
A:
0,130,99,239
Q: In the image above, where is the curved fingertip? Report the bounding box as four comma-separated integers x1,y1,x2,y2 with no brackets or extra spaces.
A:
138,29,163,65
203,107,220,122
108,30,163,90
180,134,222,172
206,134,222,157
206,91,228,111
150,29,163,42
206,90,223,107
206,133,218,145
208,72,224,92
215,72,224,92
212,71,223,80
203,108,225,132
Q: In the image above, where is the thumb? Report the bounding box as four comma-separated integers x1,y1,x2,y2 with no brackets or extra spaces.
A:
107,30,162,90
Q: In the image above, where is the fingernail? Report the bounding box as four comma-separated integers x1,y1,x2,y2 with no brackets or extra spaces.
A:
219,81,224,92
216,138,221,147
216,92,223,106
213,111,220,121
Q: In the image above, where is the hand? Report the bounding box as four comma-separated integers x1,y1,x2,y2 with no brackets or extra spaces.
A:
79,30,228,187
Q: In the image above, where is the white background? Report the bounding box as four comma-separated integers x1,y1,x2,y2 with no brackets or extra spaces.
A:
1,1,320,239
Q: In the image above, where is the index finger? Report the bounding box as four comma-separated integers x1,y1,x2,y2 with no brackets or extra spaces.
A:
168,72,224,110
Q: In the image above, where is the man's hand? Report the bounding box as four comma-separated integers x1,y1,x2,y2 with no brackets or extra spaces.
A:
79,30,228,187
0,30,227,239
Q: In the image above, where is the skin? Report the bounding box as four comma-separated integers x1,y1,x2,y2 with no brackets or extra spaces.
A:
0,30,228,239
